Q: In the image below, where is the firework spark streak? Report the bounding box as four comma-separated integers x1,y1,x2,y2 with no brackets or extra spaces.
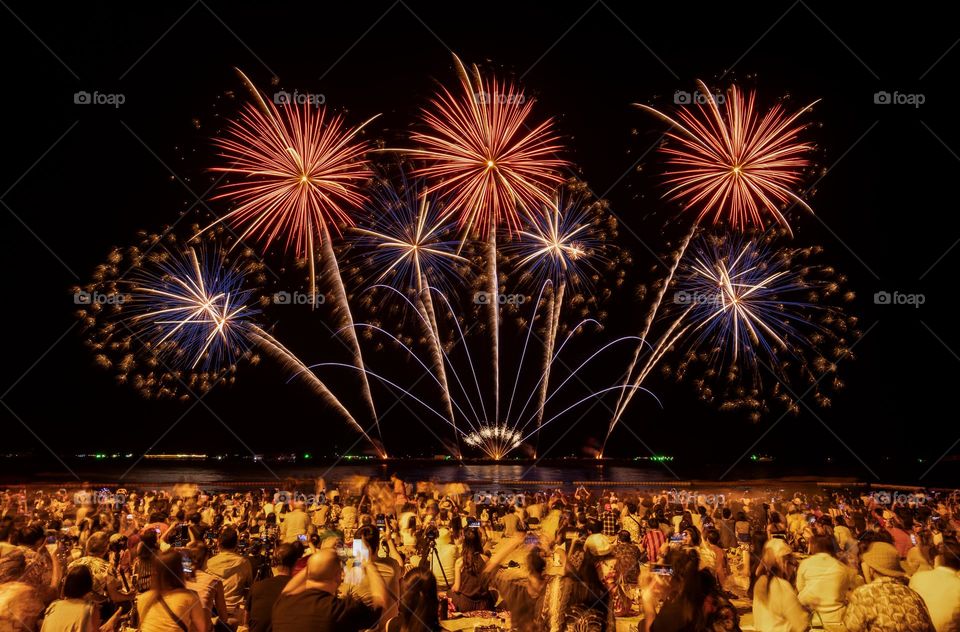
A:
406,55,571,426
207,70,378,298
205,71,383,448
636,80,818,236
125,244,258,372
353,175,467,453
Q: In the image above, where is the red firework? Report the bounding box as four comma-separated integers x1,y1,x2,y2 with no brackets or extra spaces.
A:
210,78,377,257
637,80,818,236
409,55,570,238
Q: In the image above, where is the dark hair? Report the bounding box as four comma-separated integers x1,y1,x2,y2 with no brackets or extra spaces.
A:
355,525,378,553
152,550,186,592
18,524,45,547
618,530,632,543
722,508,732,519
658,548,711,629
460,528,485,574
219,527,238,550
186,541,210,568
704,528,720,546
810,534,838,556
940,541,960,571
63,565,94,599
683,526,702,546
273,542,302,570
398,568,440,632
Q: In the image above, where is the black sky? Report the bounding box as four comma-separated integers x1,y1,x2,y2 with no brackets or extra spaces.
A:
1,1,958,482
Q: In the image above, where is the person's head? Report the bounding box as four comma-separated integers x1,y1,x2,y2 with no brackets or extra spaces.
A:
810,534,838,557
219,527,238,551
736,511,747,522
704,528,720,547
860,541,906,582
272,542,302,573
186,541,210,569
397,568,439,632
152,550,186,593
648,517,660,529
85,531,110,559
770,512,782,524
755,538,795,600
938,540,960,571
63,565,94,599
682,526,701,547
618,529,631,544
626,502,637,516
17,524,45,548
722,508,731,520
306,550,344,589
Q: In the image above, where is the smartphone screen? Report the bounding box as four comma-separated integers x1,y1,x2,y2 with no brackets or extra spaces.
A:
181,552,193,574
650,563,673,576
524,533,539,547
298,534,308,543
352,538,368,564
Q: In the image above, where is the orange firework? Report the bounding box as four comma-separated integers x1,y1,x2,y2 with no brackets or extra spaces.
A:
636,80,818,236
209,73,377,262
409,55,570,239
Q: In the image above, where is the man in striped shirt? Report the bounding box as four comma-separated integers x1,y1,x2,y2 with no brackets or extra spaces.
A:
643,517,666,563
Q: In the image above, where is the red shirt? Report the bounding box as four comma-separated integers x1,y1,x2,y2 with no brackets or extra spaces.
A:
887,527,912,558
644,529,666,562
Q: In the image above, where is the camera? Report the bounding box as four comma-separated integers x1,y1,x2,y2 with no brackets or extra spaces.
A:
424,526,439,542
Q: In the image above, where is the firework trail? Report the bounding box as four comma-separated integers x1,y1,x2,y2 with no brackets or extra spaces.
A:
352,173,467,454
407,54,570,428
509,191,602,449
207,70,383,449
635,80,818,236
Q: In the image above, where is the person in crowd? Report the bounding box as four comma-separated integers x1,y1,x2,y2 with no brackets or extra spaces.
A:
644,517,666,563
641,547,739,632
279,502,310,545
909,540,960,632
751,538,808,632
136,549,210,632
132,529,159,593
183,542,228,626
498,506,524,538
449,527,492,612
345,525,401,630
0,548,46,632
272,548,386,632
384,568,439,632
41,565,109,632
249,543,300,632
796,534,861,631
66,532,132,620
719,508,738,550
904,528,936,576
843,541,935,632
204,528,252,625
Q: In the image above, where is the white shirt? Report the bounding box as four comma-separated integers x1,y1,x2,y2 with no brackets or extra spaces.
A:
797,553,860,630
910,566,960,632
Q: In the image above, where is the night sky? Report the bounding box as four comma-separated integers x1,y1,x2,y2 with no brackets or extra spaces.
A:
1,2,957,482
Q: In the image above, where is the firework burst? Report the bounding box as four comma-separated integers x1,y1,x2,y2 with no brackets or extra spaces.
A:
666,230,858,420
408,55,570,238
75,230,266,399
636,81,818,235
207,71,377,295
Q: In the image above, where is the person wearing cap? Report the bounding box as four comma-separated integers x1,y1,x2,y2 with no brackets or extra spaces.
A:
752,538,808,632
843,541,935,632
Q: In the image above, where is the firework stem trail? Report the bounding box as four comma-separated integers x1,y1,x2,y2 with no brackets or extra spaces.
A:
248,326,379,453
608,222,697,444
320,225,383,454
417,278,460,456
534,280,564,450
486,224,500,425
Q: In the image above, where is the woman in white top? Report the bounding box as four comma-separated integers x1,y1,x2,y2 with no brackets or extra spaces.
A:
136,550,210,632
752,538,809,632
42,566,99,632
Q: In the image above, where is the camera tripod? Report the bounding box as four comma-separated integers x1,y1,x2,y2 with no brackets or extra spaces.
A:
425,539,450,589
